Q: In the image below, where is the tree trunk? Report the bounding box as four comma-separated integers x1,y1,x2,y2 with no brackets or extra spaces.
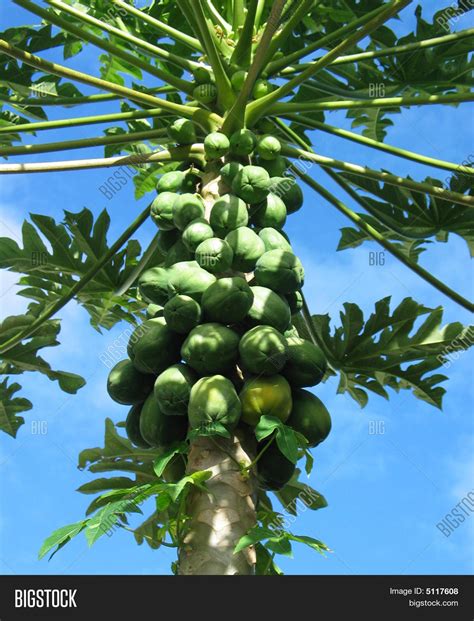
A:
178,165,258,575
178,430,257,574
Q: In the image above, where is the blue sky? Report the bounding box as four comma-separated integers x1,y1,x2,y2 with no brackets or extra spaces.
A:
0,2,473,575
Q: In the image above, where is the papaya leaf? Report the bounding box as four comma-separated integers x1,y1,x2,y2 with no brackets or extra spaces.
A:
0,378,32,438
254,415,282,441
38,521,87,561
255,543,284,575
153,442,187,478
295,297,473,408
275,470,328,516
346,106,401,142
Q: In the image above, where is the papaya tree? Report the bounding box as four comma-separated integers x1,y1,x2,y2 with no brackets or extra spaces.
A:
0,0,473,576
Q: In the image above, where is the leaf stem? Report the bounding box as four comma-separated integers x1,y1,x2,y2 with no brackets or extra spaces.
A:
0,206,152,355
287,115,474,174
280,144,474,208
230,0,258,67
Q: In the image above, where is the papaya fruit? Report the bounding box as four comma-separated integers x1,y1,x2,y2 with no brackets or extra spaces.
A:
164,239,193,266
232,165,271,204
193,83,217,104
287,389,331,447
167,263,216,302
181,323,240,375
225,226,265,272
138,267,170,305
255,249,305,293
146,303,164,318
188,374,241,433
282,337,327,387
239,375,292,426
139,392,188,448
256,135,281,160
173,193,205,230
167,118,196,145
156,170,186,193
239,325,287,375
252,79,273,99
229,129,257,156
258,227,292,253
220,161,244,186
154,363,198,416
128,317,182,375
164,294,202,334
258,156,288,177
250,193,287,229
150,192,177,230
201,276,254,323
286,291,303,315
195,237,234,274
193,66,213,84
125,403,151,449
210,194,249,236
257,441,295,490
156,229,180,254
107,359,154,405
204,132,230,160
182,218,214,252
231,70,247,90
270,176,303,214
246,285,291,333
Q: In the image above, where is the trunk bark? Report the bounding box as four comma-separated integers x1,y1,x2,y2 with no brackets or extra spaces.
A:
177,165,258,575
178,431,257,574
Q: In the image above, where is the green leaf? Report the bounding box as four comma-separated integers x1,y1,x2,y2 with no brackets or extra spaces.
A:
255,543,283,575
254,415,283,441
153,442,187,477
38,521,86,560
275,425,299,464
295,297,472,408
266,536,293,557
0,378,32,438
275,470,328,515
286,533,330,555
234,526,276,554
76,477,136,495
186,421,231,440
346,106,401,142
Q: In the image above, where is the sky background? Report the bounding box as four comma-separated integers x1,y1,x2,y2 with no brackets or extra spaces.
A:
0,2,473,576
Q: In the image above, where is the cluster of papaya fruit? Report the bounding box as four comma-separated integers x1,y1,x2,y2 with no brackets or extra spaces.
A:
106,117,331,490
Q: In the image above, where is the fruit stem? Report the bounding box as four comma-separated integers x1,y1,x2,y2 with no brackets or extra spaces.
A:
244,436,275,472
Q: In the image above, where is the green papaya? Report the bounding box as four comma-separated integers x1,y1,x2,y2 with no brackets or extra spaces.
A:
173,193,205,230
239,325,287,375
164,294,202,334
167,118,196,145
204,132,230,160
239,375,292,426
167,263,216,302
125,403,150,449
146,303,164,318
154,363,198,416
269,176,303,214
287,389,331,447
164,239,193,266
282,337,327,387
156,171,185,193
181,171,200,193
286,291,303,315
107,359,154,405
257,441,295,491
195,237,234,274
225,226,265,272
182,218,214,252
229,129,257,156
139,392,188,448
220,161,244,186
128,317,182,375
255,249,305,293
150,192,177,230
181,323,240,375
232,165,271,204
252,79,273,99
138,267,170,305
193,66,213,84
193,83,217,104
231,70,247,90
258,156,288,177
246,286,291,333
210,194,248,236
258,227,292,253
250,193,287,229
256,135,281,160
188,375,241,432
201,276,254,323
156,229,180,254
